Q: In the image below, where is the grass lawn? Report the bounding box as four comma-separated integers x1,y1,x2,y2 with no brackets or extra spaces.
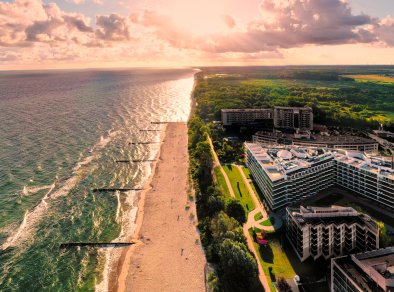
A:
223,164,255,214
249,229,295,291
249,229,329,292
254,212,263,221
213,166,231,199
261,219,273,227
344,74,394,83
242,167,263,203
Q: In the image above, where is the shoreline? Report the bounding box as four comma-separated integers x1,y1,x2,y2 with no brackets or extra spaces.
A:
110,122,206,292
108,124,168,292
108,72,202,292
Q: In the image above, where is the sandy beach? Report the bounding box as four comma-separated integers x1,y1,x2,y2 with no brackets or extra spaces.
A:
111,122,206,292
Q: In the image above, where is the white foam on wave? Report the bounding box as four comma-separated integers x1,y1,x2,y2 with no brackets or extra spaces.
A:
115,191,121,223
95,129,165,292
1,130,119,251
95,189,139,292
21,184,53,196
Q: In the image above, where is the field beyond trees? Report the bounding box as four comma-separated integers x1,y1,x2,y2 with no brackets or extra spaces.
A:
194,66,394,129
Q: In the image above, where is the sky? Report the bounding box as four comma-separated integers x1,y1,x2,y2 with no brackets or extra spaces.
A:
0,0,394,69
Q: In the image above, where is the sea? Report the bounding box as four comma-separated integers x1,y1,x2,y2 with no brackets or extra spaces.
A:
0,68,195,291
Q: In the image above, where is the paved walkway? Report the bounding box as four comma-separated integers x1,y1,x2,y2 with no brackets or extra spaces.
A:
207,136,235,198
243,225,271,292
234,164,272,291
235,164,284,232
206,137,274,291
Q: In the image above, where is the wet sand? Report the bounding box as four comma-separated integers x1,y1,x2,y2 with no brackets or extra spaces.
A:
112,122,206,292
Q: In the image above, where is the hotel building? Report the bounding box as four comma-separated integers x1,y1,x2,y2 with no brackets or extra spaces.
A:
273,106,313,131
331,247,394,292
221,106,313,130
221,109,273,126
245,143,394,211
252,131,379,152
286,206,379,262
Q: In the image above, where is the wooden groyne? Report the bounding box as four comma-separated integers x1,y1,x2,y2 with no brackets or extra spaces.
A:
115,159,156,163
92,188,144,192
151,121,169,124
130,142,161,145
140,129,161,132
60,242,135,249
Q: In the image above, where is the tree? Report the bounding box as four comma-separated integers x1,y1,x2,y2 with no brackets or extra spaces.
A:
219,239,258,292
207,195,225,216
226,199,246,224
207,272,221,292
209,212,246,261
377,221,392,248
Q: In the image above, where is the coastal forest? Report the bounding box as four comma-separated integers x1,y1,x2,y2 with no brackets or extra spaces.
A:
194,66,394,130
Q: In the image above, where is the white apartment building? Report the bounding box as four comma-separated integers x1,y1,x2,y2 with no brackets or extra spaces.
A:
245,143,394,211
252,131,379,152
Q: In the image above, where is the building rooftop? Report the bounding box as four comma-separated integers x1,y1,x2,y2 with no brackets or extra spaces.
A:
274,106,312,111
221,108,272,113
245,142,394,182
335,248,394,291
287,206,377,229
254,131,377,145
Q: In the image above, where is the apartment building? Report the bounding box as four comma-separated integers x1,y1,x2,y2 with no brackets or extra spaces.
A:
221,109,273,126
273,106,314,131
245,143,394,211
286,206,379,262
252,131,379,152
331,247,394,292
221,106,313,130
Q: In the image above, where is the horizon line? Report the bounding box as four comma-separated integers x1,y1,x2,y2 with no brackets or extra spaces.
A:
1,64,394,73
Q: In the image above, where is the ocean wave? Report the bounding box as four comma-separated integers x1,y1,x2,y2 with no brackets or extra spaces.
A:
1,130,118,251
22,184,53,196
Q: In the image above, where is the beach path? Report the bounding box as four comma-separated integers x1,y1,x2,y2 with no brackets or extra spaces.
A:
115,122,206,292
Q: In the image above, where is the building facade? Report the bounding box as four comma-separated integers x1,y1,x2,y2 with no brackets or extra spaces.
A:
331,248,394,292
252,131,379,152
221,106,313,130
221,109,273,126
286,206,379,262
273,106,313,131
245,143,394,211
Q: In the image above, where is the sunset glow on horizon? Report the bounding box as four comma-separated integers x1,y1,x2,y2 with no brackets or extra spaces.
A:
0,0,394,70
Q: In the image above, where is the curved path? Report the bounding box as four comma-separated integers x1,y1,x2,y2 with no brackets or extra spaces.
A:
234,164,272,291
207,136,235,198
206,137,273,291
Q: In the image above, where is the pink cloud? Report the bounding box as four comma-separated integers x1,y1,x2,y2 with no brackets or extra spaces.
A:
0,0,393,67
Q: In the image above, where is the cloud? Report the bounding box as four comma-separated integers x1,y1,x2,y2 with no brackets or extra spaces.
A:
0,0,393,67
66,0,104,4
222,14,236,29
129,0,383,54
95,13,131,41
0,0,94,46
66,0,85,4
374,16,394,46
130,10,193,48
254,0,375,46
